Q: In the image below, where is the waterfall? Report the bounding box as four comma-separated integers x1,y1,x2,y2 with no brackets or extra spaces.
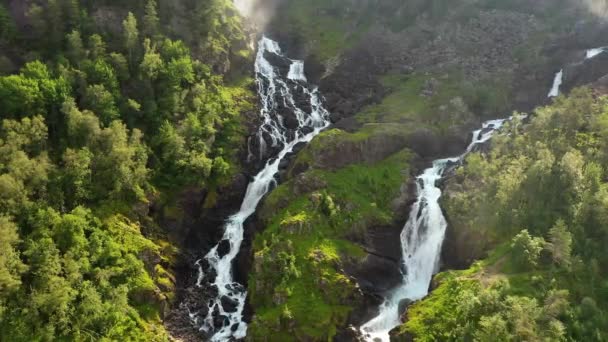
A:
549,46,607,98
586,47,606,59
188,37,330,341
359,119,508,342
548,69,563,98
360,46,607,341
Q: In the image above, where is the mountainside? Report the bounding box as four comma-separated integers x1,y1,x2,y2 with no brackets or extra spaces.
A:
243,0,608,340
0,0,256,340
3,0,608,341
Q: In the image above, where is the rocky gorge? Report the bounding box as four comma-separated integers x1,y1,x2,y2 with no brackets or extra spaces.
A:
161,1,608,341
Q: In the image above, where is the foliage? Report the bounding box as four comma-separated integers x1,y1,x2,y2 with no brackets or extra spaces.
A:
403,88,608,341
0,0,253,339
249,150,411,340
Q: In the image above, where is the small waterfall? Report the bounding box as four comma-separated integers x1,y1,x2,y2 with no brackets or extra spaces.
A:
548,69,563,98
361,46,607,341
586,47,606,59
549,46,607,98
188,37,330,341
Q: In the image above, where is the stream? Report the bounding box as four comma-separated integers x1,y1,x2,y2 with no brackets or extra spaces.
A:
188,37,330,341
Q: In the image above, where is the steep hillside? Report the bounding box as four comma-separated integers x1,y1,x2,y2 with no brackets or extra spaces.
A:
393,87,608,341
0,0,255,340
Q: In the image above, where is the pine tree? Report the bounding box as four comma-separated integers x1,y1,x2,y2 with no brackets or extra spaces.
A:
122,12,139,66
142,0,160,38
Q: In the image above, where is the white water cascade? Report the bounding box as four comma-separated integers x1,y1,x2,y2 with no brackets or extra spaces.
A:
189,37,330,341
548,69,563,98
586,47,607,59
359,119,508,342
362,46,608,342
549,46,607,98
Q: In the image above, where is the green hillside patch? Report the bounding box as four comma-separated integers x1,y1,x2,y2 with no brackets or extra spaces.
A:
249,150,411,340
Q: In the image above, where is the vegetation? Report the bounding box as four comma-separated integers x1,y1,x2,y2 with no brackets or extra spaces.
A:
272,0,587,62
396,88,608,341
249,150,411,340
0,0,252,339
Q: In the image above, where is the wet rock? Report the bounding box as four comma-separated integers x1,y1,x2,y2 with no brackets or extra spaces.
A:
207,284,219,299
334,325,365,342
292,141,308,154
299,126,314,135
278,157,290,170
282,113,300,130
217,239,231,258
263,50,291,78
213,314,229,330
398,298,413,318
221,295,239,313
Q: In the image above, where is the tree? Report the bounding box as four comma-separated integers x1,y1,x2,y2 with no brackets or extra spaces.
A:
143,0,160,37
88,34,106,60
547,220,573,268
46,0,64,50
82,84,119,125
511,229,545,270
122,12,139,65
0,216,26,294
140,39,163,80
0,4,16,43
475,314,510,342
66,30,85,65
62,148,93,207
62,0,81,30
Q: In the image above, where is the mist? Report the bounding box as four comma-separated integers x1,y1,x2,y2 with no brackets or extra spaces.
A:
233,0,283,30
583,0,608,17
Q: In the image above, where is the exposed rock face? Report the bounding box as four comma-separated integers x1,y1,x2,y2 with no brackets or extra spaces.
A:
563,51,608,92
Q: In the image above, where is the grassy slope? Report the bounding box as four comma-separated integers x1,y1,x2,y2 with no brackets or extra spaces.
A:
248,150,411,340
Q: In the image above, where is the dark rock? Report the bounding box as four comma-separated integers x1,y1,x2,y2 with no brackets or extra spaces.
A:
299,126,314,135
278,157,290,170
346,224,404,296
213,314,229,330
291,141,308,154
334,325,366,342
217,239,231,258
263,50,291,78
220,295,239,313
282,112,300,130
398,298,413,317
563,52,608,93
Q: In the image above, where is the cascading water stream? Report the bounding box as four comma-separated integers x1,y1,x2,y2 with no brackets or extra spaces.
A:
359,119,509,342
549,47,607,98
361,47,608,342
188,37,330,341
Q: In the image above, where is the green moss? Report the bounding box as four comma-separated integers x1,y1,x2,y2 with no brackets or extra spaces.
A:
249,149,411,339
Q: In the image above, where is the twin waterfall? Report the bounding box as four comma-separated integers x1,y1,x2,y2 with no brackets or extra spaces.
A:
189,37,330,341
190,32,607,342
549,47,607,98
